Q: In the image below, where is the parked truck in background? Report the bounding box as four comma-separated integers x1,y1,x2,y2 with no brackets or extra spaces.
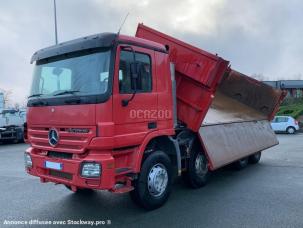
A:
0,92,4,111
0,109,25,143
24,24,284,210
0,92,26,143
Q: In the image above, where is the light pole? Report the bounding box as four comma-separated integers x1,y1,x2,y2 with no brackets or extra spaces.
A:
53,0,58,44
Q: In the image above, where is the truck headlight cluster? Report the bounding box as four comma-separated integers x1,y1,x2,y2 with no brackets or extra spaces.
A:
81,162,101,178
24,152,32,168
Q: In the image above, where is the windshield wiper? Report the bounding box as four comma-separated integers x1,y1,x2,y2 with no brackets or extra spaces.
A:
28,93,43,98
53,90,80,96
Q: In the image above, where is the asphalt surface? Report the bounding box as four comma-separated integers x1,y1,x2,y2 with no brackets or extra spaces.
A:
1,134,303,228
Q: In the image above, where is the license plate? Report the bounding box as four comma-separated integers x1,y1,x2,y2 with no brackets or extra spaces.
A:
45,161,63,170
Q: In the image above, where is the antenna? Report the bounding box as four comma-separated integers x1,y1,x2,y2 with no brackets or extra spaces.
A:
117,12,129,35
53,0,58,44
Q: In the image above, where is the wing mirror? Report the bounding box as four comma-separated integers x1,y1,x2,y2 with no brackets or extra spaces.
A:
120,46,142,107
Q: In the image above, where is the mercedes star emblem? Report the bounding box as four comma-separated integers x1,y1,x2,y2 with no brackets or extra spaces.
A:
48,128,59,147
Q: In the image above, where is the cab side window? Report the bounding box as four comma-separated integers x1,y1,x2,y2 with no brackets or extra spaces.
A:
119,50,152,94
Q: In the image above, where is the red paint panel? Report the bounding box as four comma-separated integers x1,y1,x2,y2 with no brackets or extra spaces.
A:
176,75,213,131
136,24,229,131
136,24,229,88
27,104,96,126
27,147,116,190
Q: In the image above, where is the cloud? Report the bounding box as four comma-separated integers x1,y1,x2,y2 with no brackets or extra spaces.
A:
0,0,303,105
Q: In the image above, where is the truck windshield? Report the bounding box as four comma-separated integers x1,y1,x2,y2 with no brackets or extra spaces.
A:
30,49,111,98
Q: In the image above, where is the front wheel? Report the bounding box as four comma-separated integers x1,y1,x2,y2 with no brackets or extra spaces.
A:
130,151,172,210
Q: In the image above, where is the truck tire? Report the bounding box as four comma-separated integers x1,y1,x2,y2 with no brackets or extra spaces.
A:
16,127,24,143
248,151,261,164
130,151,172,210
183,149,209,188
233,157,249,170
65,185,94,194
286,126,296,134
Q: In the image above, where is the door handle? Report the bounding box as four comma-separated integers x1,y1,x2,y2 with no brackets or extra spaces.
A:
148,122,157,129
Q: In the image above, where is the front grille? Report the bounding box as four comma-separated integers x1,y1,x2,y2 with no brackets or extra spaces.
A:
48,151,73,159
28,126,96,153
49,170,73,180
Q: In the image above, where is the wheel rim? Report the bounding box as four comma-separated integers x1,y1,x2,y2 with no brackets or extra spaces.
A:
288,128,295,134
195,153,208,176
147,163,168,197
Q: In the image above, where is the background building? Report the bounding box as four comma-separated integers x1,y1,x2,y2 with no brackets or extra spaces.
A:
263,80,303,98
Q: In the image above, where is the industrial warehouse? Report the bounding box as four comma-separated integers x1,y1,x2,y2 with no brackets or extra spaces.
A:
264,80,303,98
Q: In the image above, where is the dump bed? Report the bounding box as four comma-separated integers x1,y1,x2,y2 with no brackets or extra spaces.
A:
136,24,229,131
136,24,283,129
136,24,285,169
203,70,284,125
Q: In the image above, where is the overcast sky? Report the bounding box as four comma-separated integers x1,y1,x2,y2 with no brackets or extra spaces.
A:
1,0,303,105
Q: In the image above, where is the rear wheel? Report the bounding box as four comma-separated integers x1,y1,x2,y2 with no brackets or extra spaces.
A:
286,126,295,134
248,151,262,164
130,151,172,210
233,157,249,170
183,148,209,188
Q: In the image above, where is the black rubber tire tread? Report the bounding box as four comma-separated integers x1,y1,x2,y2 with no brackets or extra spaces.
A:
248,152,262,164
129,151,172,210
182,148,209,189
233,157,249,170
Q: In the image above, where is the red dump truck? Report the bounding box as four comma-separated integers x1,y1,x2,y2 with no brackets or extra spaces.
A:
25,24,284,210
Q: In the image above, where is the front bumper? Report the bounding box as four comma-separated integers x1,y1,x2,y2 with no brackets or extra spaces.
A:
25,147,116,190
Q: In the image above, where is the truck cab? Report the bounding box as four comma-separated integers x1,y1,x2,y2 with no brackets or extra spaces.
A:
26,33,175,203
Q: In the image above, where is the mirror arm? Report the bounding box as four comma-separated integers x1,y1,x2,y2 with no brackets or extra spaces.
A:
120,45,138,107
122,90,137,107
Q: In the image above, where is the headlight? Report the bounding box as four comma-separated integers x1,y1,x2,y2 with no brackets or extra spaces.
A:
81,162,101,178
24,153,32,168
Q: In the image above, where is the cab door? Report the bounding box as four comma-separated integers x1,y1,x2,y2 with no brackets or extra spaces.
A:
112,45,158,148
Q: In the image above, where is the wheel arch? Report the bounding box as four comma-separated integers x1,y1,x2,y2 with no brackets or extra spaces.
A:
133,130,180,177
